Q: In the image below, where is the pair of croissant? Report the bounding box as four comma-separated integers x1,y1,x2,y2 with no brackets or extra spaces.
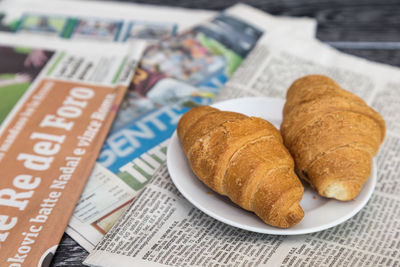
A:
177,75,385,228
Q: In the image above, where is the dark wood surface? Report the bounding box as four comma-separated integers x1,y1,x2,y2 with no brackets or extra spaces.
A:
50,0,400,266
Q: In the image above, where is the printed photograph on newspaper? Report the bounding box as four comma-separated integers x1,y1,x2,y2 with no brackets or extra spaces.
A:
0,46,54,123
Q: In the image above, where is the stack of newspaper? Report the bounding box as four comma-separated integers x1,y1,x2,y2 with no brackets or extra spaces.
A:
0,0,398,266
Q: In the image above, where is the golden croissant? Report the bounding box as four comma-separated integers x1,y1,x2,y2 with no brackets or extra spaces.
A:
177,106,304,228
281,75,386,201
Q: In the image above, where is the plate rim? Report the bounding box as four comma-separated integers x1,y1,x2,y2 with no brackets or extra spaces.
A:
167,96,377,235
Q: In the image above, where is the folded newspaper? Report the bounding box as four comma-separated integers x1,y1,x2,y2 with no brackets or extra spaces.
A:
85,33,400,266
5,1,398,267
0,0,215,39
0,33,145,265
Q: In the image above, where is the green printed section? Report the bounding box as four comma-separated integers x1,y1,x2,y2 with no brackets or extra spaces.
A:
112,56,128,84
18,15,68,35
0,17,21,32
117,159,155,191
151,154,163,164
115,144,168,190
198,32,243,76
133,164,152,179
13,47,32,54
0,81,30,124
140,158,155,170
118,171,146,191
61,19,78,38
46,52,66,76
9,19,20,32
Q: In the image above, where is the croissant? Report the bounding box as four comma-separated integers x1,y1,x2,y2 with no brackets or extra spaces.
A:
281,75,386,201
177,106,304,228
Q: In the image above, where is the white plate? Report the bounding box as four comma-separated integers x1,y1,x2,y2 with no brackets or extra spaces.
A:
167,97,376,235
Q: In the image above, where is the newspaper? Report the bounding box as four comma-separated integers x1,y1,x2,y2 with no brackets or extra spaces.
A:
65,3,317,251
0,0,216,39
85,33,400,266
0,33,145,266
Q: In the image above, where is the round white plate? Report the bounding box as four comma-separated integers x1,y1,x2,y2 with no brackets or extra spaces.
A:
167,97,377,235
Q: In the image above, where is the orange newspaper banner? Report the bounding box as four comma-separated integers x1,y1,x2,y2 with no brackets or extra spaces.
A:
0,78,126,266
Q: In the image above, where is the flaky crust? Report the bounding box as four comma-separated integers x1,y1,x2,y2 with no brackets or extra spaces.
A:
281,75,386,201
178,106,304,228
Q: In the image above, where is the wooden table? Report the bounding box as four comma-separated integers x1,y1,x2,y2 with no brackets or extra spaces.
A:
50,0,400,266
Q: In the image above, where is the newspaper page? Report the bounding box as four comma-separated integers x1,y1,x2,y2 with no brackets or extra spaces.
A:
69,4,317,251
85,33,400,266
0,33,145,266
0,0,216,40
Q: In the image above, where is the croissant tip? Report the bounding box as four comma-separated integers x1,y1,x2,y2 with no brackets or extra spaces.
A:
282,203,304,228
321,181,361,201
